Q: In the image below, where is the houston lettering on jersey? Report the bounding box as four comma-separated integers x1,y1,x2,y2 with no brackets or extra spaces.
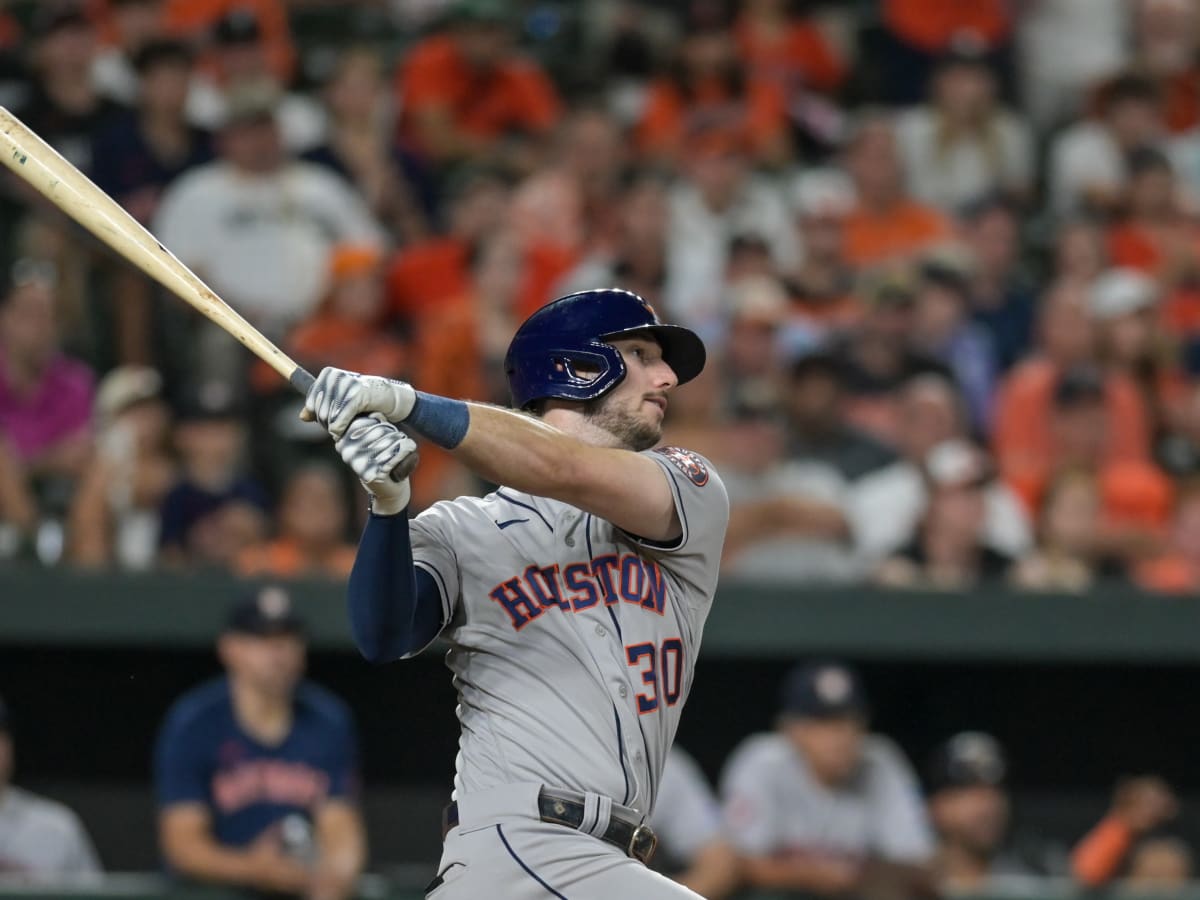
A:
488,553,666,630
212,759,331,813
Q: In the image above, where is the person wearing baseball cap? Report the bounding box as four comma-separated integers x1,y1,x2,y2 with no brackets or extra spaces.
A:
720,661,934,897
927,732,1040,891
154,586,365,898
0,693,102,879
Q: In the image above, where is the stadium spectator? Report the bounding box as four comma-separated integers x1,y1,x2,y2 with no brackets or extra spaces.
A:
394,0,561,170
555,171,670,310
158,381,268,569
152,82,385,386
1090,268,1187,443
840,113,953,270
385,168,510,324
664,135,797,331
723,344,894,582
895,46,1034,212
160,0,293,86
874,443,1017,589
1015,0,1127,130
154,586,365,898
14,2,120,172
1160,383,1200,477
91,40,212,225
721,660,934,896
649,746,741,900
927,732,1041,891
1011,469,1108,592
1132,0,1200,135
960,195,1037,372
1134,480,1200,593
90,0,167,107
992,283,1152,511
67,366,174,569
1047,72,1166,219
636,6,789,167
786,169,861,335
303,47,428,242
0,693,101,881
1071,776,1179,887
236,464,356,580
733,0,846,100
1126,836,1193,888
850,377,1031,569
0,267,95,559
185,8,322,154
910,253,998,434
1052,218,1110,288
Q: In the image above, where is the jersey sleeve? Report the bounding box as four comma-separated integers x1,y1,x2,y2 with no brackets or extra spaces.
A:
635,447,729,558
409,500,466,626
865,738,936,863
650,749,725,862
153,706,211,808
719,739,779,857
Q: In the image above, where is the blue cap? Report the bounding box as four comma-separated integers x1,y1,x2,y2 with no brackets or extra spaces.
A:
225,585,305,637
780,660,870,720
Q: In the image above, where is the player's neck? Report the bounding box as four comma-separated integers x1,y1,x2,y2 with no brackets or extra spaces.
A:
540,407,628,450
229,678,293,746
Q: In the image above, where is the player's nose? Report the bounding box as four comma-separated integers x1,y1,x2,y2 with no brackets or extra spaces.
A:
655,359,678,390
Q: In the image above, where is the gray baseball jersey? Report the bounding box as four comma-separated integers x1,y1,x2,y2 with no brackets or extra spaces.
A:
650,747,725,866
0,786,102,880
410,446,728,817
721,733,934,863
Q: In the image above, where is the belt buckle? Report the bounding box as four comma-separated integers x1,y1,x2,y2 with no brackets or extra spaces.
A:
627,823,658,864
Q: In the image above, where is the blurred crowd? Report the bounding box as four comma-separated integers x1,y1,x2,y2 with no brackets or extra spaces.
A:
7,0,1200,594
0,588,1192,897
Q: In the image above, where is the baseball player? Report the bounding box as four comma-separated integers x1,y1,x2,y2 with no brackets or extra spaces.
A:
302,288,729,898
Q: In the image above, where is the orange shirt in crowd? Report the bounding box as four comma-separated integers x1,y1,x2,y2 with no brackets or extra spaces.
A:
635,76,788,164
0,12,20,48
1107,221,1200,280
842,201,952,268
1071,816,1135,888
249,314,408,394
236,538,357,580
396,34,561,155
386,237,472,322
1162,68,1200,134
992,358,1152,511
160,0,294,82
1135,553,1199,593
883,0,1011,52
733,15,846,93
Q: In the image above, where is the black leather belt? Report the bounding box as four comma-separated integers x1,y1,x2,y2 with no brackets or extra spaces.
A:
440,788,658,864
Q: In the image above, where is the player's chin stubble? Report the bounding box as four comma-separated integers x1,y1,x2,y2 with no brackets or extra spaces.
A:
585,399,661,452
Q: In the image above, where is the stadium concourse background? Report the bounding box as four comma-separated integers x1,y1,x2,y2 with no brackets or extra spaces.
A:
11,0,1200,897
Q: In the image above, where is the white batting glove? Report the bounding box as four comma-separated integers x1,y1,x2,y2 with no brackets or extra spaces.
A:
334,414,417,516
304,367,417,440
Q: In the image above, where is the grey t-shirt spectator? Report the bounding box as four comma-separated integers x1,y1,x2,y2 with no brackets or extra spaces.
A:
650,747,725,870
0,786,101,880
721,733,934,863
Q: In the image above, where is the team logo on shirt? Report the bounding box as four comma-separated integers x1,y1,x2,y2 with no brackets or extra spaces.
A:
655,446,709,486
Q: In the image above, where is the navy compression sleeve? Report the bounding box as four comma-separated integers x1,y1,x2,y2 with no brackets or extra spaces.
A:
347,512,445,663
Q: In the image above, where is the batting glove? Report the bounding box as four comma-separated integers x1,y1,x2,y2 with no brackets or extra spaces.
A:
304,367,417,440
334,414,417,516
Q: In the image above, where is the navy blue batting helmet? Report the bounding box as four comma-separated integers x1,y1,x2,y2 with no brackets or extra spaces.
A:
504,289,706,410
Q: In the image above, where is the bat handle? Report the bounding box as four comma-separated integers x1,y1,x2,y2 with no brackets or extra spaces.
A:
288,364,418,484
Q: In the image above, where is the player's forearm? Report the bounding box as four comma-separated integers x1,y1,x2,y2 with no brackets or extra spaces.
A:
677,842,741,898
164,836,307,892
347,513,443,663
741,855,857,893
451,402,587,499
313,805,367,900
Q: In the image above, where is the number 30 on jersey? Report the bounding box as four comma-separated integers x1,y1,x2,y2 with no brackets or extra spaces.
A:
625,638,683,714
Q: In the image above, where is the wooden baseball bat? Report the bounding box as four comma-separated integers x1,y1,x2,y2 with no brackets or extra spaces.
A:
0,106,416,480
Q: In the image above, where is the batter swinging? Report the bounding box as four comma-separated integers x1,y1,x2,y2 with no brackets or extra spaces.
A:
302,289,729,899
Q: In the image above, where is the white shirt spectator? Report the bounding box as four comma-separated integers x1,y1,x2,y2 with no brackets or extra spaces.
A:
1047,121,1127,217
0,786,102,881
895,108,1034,211
721,732,934,864
650,747,725,867
1017,0,1128,130
665,175,798,333
153,161,385,336
848,460,1032,568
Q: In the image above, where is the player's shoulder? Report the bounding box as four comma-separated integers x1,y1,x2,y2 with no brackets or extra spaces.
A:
161,677,231,734
644,446,724,490
293,680,354,731
724,732,792,776
4,786,87,838
861,733,919,778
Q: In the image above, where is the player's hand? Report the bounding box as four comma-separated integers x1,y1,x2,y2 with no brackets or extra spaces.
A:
243,830,313,894
335,414,417,516
303,367,416,440
1113,775,1179,832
